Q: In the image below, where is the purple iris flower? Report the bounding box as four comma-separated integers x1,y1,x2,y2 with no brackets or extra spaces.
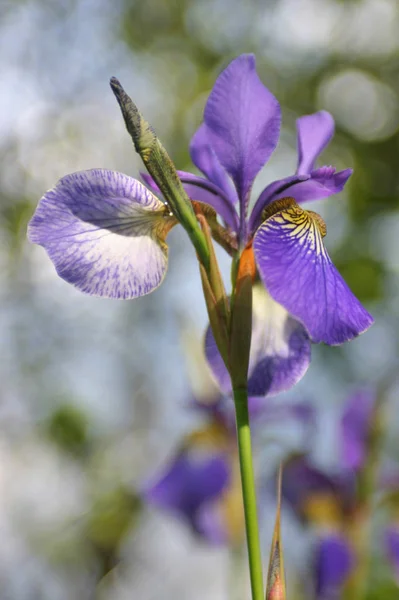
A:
28,54,373,348
159,54,373,347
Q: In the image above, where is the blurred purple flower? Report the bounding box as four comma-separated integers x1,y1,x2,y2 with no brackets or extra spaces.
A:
313,534,353,600
143,394,312,545
280,390,376,596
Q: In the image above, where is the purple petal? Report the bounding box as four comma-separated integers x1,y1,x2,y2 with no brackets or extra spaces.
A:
253,205,374,345
297,111,335,175
272,167,353,205
249,174,310,235
341,389,375,472
385,526,399,580
190,124,238,205
141,170,239,231
196,501,229,545
204,54,281,220
28,170,173,298
314,533,353,599
204,286,311,397
142,448,230,532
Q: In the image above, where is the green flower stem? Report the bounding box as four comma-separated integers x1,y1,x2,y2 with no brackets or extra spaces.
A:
233,386,264,600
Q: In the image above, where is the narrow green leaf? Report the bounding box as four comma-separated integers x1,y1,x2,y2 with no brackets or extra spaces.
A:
266,463,286,600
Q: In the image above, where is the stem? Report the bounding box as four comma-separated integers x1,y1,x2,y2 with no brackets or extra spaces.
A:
233,386,264,600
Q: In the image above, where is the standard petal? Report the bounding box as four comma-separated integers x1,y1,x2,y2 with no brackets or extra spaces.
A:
204,284,311,397
204,54,281,213
142,448,230,535
190,124,238,205
253,204,374,345
28,169,175,299
297,111,335,175
340,389,375,472
314,534,353,599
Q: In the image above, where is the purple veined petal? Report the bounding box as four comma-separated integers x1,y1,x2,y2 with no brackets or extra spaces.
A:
253,204,374,345
272,167,353,206
340,389,375,472
249,173,310,236
190,123,238,205
28,169,175,299
142,447,230,535
204,285,311,398
141,170,239,232
204,54,281,230
385,525,399,580
297,111,335,175
314,533,353,599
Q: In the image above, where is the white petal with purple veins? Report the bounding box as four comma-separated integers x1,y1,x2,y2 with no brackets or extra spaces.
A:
28,169,176,299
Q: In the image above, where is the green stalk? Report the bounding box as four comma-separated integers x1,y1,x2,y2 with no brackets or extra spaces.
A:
233,386,264,600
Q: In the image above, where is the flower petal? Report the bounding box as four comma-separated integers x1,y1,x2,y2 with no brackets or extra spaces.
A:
141,170,239,231
297,111,335,175
253,204,374,344
204,285,311,397
272,167,353,205
314,534,353,599
341,389,375,472
28,170,174,299
249,174,310,235
204,54,281,215
385,526,399,580
142,448,230,534
190,124,238,205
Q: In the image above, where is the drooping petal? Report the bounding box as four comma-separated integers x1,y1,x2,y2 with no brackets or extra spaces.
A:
385,526,399,581
314,534,353,599
190,124,238,205
297,111,335,175
204,284,311,397
253,203,374,345
142,448,230,536
204,54,281,220
28,170,175,298
341,389,375,472
141,170,239,231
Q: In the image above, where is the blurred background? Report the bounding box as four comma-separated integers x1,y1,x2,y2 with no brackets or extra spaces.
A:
1,0,399,597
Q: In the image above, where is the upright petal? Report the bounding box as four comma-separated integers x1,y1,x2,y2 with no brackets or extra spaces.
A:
204,54,281,217
314,534,353,599
341,389,375,472
204,284,311,397
190,124,238,205
28,170,175,299
297,111,335,175
253,203,374,345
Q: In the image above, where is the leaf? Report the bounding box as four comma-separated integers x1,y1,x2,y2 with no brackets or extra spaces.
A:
266,464,286,600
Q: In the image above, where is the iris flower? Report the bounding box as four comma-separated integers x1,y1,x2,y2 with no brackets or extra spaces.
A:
280,390,399,598
28,54,372,349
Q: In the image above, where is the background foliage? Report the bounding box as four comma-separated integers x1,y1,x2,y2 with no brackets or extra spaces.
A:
0,0,398,597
